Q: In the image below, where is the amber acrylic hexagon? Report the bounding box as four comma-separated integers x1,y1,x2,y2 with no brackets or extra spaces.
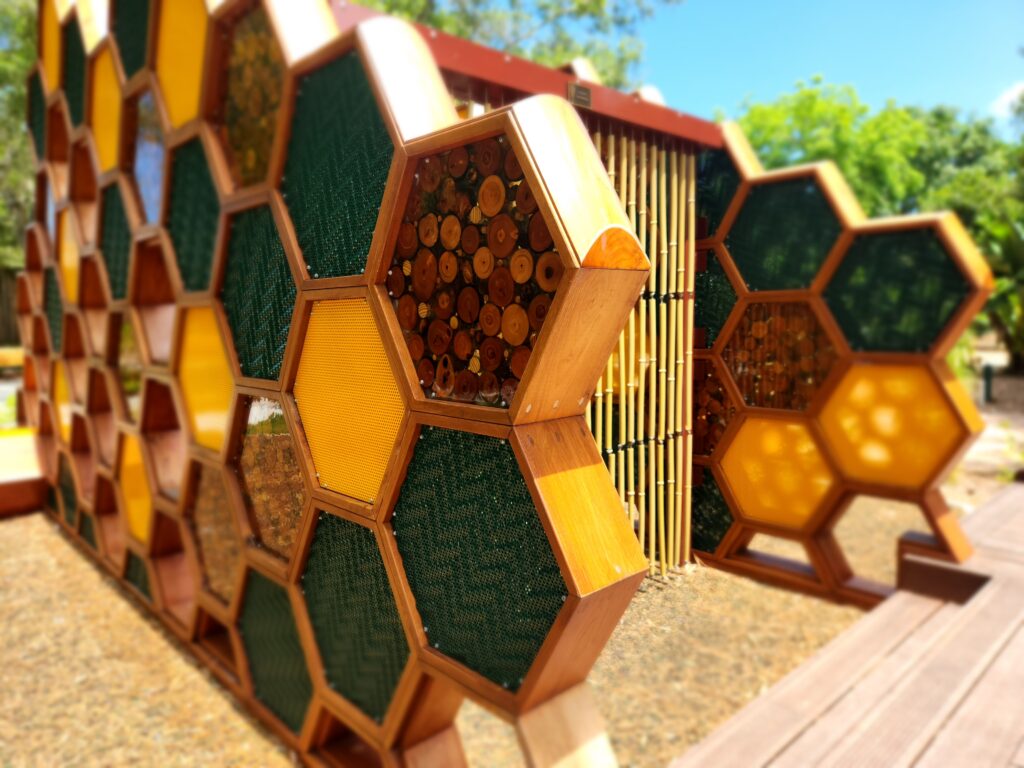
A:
118,431,153,543
154,0,208,129
819,363,974,490
88,43,122,173
720,415,836,530
291,296,404,505
56,208,81,305
177,306,234,453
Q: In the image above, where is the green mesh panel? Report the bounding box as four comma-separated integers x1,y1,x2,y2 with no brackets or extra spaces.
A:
824,229,971,352
690,468,733,554
221,206,295,380
167,139,219,292
100,184,131,300
125,551,151,600
62,20,86,126
28,71,45,157
694,250,736,348
281,53,393,279
392,426,567,691
44,268,62,351
301,513,408,722
46,485,58,516
59,457,76,526
80,514,97,549
726,178,841,290
239,570,313,733
697,149,740,239
112,0,150,78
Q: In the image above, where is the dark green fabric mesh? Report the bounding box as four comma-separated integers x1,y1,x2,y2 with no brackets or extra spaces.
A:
690,468,733,554
167,139,219,292
46,485,58,516
281,53,393,279
824,229,971,352
239,570,313,733
125,551,151,600
28,71,45,157
221,206,294,380
62,20,86,126
112,0,150,78
694,250,736,348
44,268,62,351
726,178,841,290
697,149,741,239
301,513,408,723
392,426,567,691
59,456,76,526
100,184,131,300
80,514,97,549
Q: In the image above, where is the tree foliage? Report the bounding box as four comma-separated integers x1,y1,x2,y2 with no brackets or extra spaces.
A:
736,76,1024,370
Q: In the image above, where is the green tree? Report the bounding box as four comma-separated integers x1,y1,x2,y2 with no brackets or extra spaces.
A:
736,77,1024,371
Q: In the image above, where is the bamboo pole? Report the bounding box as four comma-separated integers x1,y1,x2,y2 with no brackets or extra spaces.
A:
637,136,649,569
626,133,638,528
656,143,668,576
646,140,659,575
603,129,615,484
681,150,697,564
591,129,604,457
666,146,680,568
616,131,629,510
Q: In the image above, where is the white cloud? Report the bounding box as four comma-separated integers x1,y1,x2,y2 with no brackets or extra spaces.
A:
991,81,1024,119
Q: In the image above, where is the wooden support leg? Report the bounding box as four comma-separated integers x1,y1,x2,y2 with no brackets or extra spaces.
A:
401,725,468,768
515,683,617,768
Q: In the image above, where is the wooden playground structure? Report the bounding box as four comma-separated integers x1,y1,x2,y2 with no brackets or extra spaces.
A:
5,0,999,765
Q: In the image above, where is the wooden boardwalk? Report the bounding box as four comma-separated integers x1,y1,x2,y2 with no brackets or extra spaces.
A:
672,482,1024,768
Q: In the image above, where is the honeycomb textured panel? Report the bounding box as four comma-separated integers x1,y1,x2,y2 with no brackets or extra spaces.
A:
222,206,294,381
694,250,736,348
132,91,164,224
28,71,45,157
90,47,122,172
167,139,219,292
191,464,241,603
824,229,971,352
59,455,76,526
239,570,313,734
281,52,393,279
393,426,567,691
220,4,284,187
236,397,306,560
293,299,403,502
111,0,150,79
43,268,62,350
690,468,733,554
727,178,841,290
697,148,740,238
178,307,234,452
302,513,409,723
125,551,152,600
62,19,86,126
119,432,152,543
100,184,131,300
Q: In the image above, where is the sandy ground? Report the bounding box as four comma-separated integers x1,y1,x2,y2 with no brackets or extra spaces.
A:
1,377,1021,767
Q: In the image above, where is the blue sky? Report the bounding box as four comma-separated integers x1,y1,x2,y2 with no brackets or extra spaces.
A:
636,0,1023,130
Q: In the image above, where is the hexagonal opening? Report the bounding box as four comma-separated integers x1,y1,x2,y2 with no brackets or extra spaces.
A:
31,315,51,359
696,147,741,240
219,205,295,381
693,358,736,457
61,13,87,127
690,466,735,555
310,707,384,768
139,378,185,500
184,460,242,605
80,257,109,355
110,0,151,80
832,496,932,587
58,452,78,528
281,50,394,280
386,135,565,409
36,400,58,481
62,313,88,400
87,44,122,173
195,608,238,679
739,532,816,579
15,275,34,348
34,169,52,235
118,431,153,544
111,311,143,422
123,89,165,224
56,208,81,305
694,248,738,349
726,175,842,291
129,238,176,365
300,510,409,723
166,138,219,292
69,140,98,243
98,181,132,301
154,0,208,129
86,368,116,466
176,306,234,453
238,569,314,734
21,356,39,425
230,395,307,562
210,1,286,189
69,413,95,503
52,359,74,445
45,102,71,198
721,301,838,411
42,267,63,353
291,297,404,505
151,511,197,629
94,473,126,566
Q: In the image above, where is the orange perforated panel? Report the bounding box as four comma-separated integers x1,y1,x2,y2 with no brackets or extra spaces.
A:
58,209,79,305
178,307,233,453
119,432,152,543
53,359,72,444
89,46,121,172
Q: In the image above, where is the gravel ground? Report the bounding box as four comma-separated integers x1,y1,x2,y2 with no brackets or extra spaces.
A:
2,377,1021,767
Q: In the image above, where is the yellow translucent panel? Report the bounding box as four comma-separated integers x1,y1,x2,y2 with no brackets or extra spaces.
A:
41,0,62,92
119,432,153,542
178,307,234,452
53,360,73,443
155,0,208,128
819,364,965,489
89,47,121,172
58,209,80,304
267,0,338,63
293,299,404,503
721,416,835,529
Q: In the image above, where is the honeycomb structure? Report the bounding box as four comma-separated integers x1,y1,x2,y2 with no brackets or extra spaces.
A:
20,4,649,763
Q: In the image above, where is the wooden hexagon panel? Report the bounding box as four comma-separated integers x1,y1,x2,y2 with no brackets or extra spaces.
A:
691,123,993,606
18,1,649,764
